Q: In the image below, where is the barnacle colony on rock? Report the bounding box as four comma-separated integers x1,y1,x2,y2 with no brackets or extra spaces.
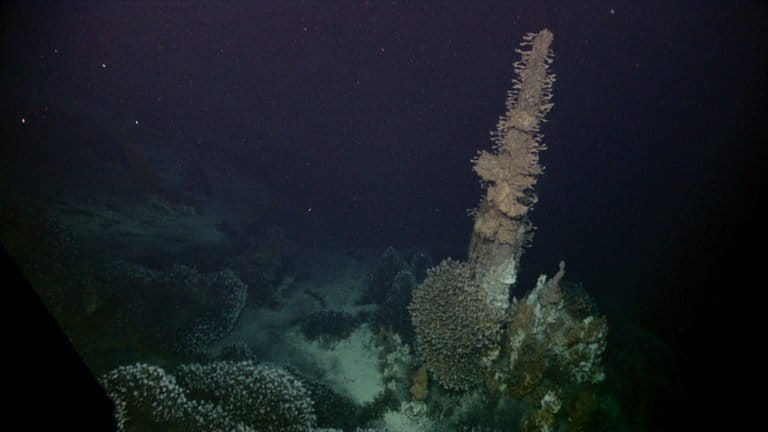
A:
409,29,608,428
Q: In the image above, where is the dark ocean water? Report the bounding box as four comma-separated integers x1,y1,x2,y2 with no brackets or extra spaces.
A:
1,1,764,430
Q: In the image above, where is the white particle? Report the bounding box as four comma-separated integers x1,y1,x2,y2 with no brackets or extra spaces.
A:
102,63,106,68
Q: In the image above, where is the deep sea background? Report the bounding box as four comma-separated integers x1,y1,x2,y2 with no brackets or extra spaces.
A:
1,1,765,430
